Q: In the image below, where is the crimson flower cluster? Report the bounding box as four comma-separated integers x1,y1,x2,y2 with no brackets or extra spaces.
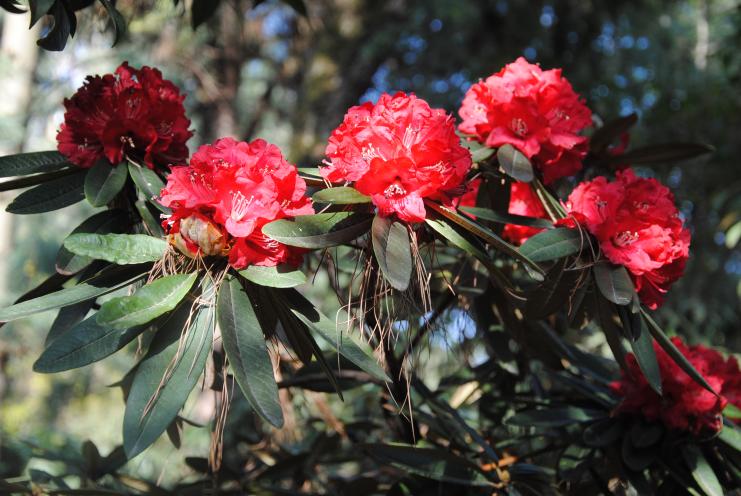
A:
57,62,192,169
320,92,472,223
160,138,314,269
611,337,740,434
458,57,592,184
566,168,690,309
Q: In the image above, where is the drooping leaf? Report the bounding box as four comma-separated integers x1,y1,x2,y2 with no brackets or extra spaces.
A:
239,264,306,288
64,233,168,265
0,0,26,14
98,0,126,46
594,262,634,306
84,160,128,207
6,169,86,214
123,301,213,458
363,443,493,487
583,418,624,447
96,273,197,329
56,209,129,275
217,277,283,427
262,211,373,249
460,206,553,229
629,326,662,395
718,424,741,452
45,299,95,345
34,315,147,373
506,407,605,428
497,144,534,182
524,259,583,319
0,151,69,177
682,444,723,496
30,0,56,27
589,113,638,153
608,142,714,167
135,200,164,238
371,216,412,291
312,186,371,205
591,288,628,370
37,1,76,51
519,228,584,262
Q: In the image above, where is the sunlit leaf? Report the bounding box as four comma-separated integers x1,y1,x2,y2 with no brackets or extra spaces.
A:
262,211,373,249
239,264,306,288
64,233,168,265
312,186,371,205
497,144,534,182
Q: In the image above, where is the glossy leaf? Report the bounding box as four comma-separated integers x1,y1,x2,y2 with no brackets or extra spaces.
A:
630,326,662,395
239,264,306,288
123,302,213,458
29,0,55,27
519,228,583,262
6,170,85,214
497,144,534,182
56,210,129,275
371,216,412,291
84,160,128,207
217,277,283,427
98,0,126,46
682,444,723,496
135,200,165,238
262,211,373,249
128,163,168,211
45,300,95,345
312,186,371,205
0,151,69,177
460,206,552,229
96,273,197,329
594,262,634,306
64,233,168,265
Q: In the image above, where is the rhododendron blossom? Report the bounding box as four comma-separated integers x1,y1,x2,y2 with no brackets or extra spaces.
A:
566,169,690,309
611,337,741,434
320,92,472,223
458,57,592,184
160,138,313,269
502,182,548,245
57,62,192,169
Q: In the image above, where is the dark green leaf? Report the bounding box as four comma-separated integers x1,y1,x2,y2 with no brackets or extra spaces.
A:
312,186,371,205
30,0,56,27
37,1,75,51
363,443,493,487
519,228,584,262
56,210,129,275
128,163,168,211
460,206,552,229
594,262,634,306
629,322,662,395
524,259,583,319
98,0,126,46
629,422,664,448
135,200,165,238
217,277,283,427
608,142,714,167
0,0,26,14
34,315,147,373
64,233,168,265
372,216,412,291
682,444,723,496
45,300,95,345
96,273,197,329
123,302,213,458
506,407,605,428
262,211,373,249
84,160,128,207
592,288,628,370
583,418,623,447
239,264,306,288
589,113,637,153
0,151,69,177
621,434,657,472
6,169,85,214
497,144,534,182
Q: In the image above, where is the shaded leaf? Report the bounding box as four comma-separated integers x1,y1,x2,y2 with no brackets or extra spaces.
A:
621,434,657,472
594,262,634,306
37,1,76,51
682,444,723,496
239,264,306,288
524,258,583,319
262,211,373,249
507,407,605,428
64,233,168,265
30,0,56,27
519,228,583,262
371,216,412,291
589,113,638,153
460,206,552,229
312,186,371,205
497,144,534,182
718,424,741,452
84,160,128,207
583,418,623,447
191,0,221,28
45,299,95,345
0,151,69,177
6,169,85,214
98,0,126,46
629,321,662,395
608,142,714,167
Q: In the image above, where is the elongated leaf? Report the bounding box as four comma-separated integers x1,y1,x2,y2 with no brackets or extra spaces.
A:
283,288,388,382
217,277,283,427
589,113,638,153
363,443,493,487
97,273,197,329
583,418,624,447
45,300,95,345
460,206,552,228
123,302,213,458
592,288,627,370
0,265,149,322
239,264,306,288
30,0,56,27
643,310,717,395
34,315,146,373
128,163,168,213
497,144,534,182
630,325,662,395
312,187,371,205
519,228,583,262
682,444,723,496
524,259,582,319
718,424,741,452
506,407,605,428
56,210,129,275
135,200,164,238
262,212,373,249
609,142,714,167
6,170,85,214
0,151,69,177
84,160,128,207
594,262,634,306
98,0,127,46
372,216,412,291
64,233,168,265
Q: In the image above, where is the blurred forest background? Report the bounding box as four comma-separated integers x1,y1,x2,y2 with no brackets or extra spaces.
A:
0,0,739,487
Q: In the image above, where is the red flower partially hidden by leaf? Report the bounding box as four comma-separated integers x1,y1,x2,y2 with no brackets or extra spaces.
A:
566,169,690,309
458,57,592,184
320,92,472,223
502,182,548,245
159,138,314,269
611,337,740,434
57,62,192,169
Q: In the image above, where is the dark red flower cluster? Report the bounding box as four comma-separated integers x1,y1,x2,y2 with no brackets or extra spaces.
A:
502,182,548,245
159,138,314,269
320,92,472,223
57,62,192,169
566,169,690,309
611,337,741,434
458,57,592,184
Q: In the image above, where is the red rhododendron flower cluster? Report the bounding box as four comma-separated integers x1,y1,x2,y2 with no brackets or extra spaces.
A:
611,337,741,434
320,92,472,223
458,57,592,184
57,62,192,169
566,168,690,309
502,182,548,245
159,138,313,269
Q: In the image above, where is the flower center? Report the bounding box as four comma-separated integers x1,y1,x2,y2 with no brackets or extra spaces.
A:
230,191,254,222
510,118,529,137
384,182,407,198
614,230,639,247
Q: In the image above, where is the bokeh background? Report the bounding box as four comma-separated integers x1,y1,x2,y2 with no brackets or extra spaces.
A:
0,0,739,486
